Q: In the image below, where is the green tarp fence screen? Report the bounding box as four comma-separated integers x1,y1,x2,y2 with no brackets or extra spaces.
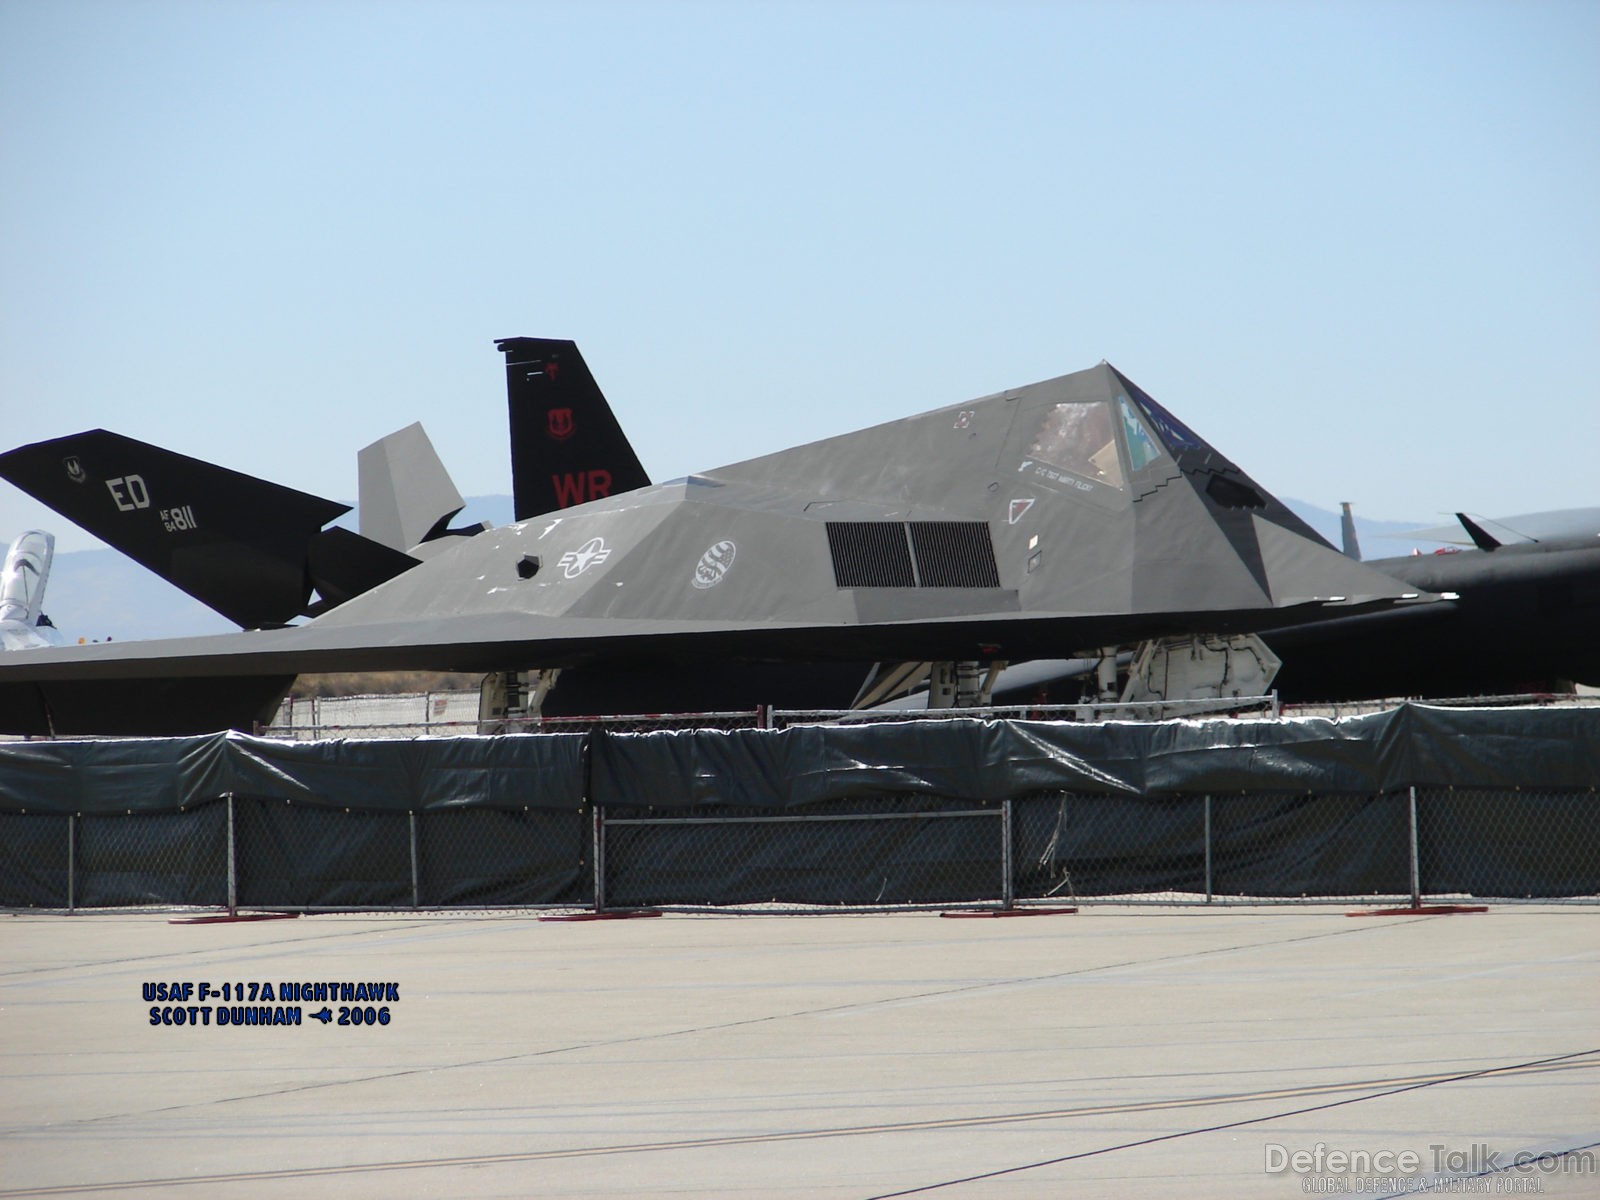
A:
1,706,1595,907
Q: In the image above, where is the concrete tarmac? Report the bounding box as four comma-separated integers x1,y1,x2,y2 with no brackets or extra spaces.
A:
1,905,1596,1198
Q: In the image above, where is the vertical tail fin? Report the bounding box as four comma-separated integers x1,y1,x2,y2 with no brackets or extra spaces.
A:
0,430,353,627
0,429,423,627
1339,501,1362,560
495,338,651,521
357,422,468,552
1455,512,1503,551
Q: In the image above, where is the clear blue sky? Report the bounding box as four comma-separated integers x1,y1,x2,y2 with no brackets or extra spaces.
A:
3,0,1596,552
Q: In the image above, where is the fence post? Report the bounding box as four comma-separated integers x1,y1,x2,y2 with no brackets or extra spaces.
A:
1203,795,1213,904
586,730,605,913
1001,799,1014,910
1408,786,1421,909
226,793,237,916
592,805,607,913
410,811,421,909
67,814,76,913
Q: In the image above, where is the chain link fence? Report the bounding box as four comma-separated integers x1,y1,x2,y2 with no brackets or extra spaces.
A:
3,797,594,912
4,784,1594,913
77,803,230,908
1416,787,1600,900
3,708,1597,912
416,806,589,907
599,796,1008,910
2,812,70,907
266,690,482,739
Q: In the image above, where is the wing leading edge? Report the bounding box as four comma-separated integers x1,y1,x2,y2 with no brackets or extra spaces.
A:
0,359,1434,734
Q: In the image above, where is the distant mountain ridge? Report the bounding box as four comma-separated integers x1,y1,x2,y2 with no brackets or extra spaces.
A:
7,496,1447,645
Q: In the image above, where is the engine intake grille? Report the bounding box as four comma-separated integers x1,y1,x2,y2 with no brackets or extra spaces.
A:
827,521,999,589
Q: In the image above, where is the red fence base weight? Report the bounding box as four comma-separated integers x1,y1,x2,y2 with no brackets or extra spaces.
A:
940,906,1079,918
1347,904,1489,917
169,911,301,925
539,910,664,922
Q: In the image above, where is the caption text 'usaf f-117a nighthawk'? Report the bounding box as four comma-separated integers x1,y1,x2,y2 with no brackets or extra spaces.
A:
0,345,1433,735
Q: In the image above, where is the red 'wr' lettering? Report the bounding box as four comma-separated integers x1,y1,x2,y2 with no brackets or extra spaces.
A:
551,470,614,507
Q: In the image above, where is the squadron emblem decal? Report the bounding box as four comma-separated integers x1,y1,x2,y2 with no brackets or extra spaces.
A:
546,408,574,441
558,537,611,579
692,540,736,590
64,456,86,484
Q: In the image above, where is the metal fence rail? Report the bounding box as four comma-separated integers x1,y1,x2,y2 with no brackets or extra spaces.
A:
4,686,1581,745
262,694,767,739
260,693,1286,739
770,695,1281,727
4,786,1595,913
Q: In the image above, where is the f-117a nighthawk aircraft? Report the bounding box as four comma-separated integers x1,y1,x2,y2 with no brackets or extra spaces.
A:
0,351,1431,735
500,348,1600,711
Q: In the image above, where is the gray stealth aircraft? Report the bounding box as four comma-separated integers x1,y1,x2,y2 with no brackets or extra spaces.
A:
0,359,1430,735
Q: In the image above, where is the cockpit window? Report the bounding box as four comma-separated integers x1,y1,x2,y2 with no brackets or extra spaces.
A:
1026,401,1125,490
1117,395,1163,472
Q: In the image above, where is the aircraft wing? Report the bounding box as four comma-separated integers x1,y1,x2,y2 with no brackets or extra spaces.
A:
0,359,1439,735
1386,507,1600,547
0,590,1423,736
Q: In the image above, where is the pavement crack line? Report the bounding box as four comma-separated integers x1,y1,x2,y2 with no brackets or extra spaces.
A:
0,1052,1593,1197
862,1048,1600,1199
